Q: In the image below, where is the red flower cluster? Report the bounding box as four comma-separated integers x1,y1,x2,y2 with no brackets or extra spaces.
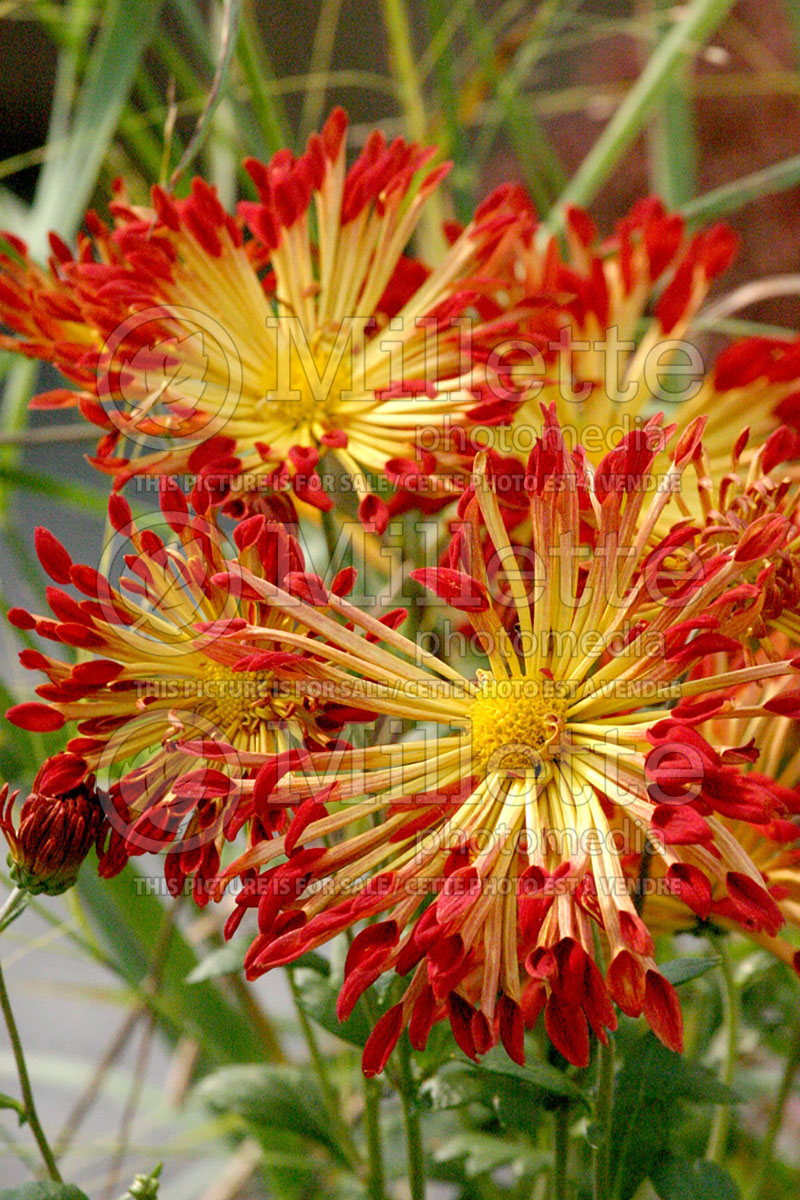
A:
3,110,800,1076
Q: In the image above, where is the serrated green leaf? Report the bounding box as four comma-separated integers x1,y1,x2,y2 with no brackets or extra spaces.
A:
651,1155,740,1200
435,1132,548,1180
471,1046,590,1104
290,967,371,1047
0,1186,90,1200
611,1034,741,1200
660,956,721,987
193,1064,348,1166
185,942,245,984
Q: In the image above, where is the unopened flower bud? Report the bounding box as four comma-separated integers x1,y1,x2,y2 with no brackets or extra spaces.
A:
1,755,105,896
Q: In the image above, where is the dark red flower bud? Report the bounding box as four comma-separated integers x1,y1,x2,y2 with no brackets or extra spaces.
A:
1,762,105,896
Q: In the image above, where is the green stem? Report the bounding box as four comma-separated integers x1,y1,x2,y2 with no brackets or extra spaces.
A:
363,1075,387,1200
545,0,736,226
0,890,62,1183
751,1004,800,1200
706,940,738,1164
397,1036,426,1200
593,1035,615,1200
0,887,29,933
552,1102,570,1200
381,0,445,260
286,970,362,1172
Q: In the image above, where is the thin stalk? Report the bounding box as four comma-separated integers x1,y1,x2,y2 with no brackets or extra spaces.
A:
552,1102,570,1200
286,969,362,1172
381,0,445,260
300,0,344,141
0,888,62,1183
545,0,736,228
0,886,29,933
592,1036,615,1200
706,939,738,1163
397,1036,426,1200
681,151,800,225
751,1006,800,1200
363,1074,387,1200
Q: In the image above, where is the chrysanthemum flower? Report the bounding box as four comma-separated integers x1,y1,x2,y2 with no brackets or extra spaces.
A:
4,481,370,899
466,194,800,500
205,410,800,1074
630,669,800,974
1,755,105,895
676,423,800,651
0,110,516,531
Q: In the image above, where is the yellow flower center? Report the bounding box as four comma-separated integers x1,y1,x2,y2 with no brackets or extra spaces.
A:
468,678,569,777
199,660,296,740
263,325,361,429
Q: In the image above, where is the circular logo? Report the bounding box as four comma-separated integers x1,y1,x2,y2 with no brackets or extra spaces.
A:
92,505,245,659
96,708,245,857
97,305,244,453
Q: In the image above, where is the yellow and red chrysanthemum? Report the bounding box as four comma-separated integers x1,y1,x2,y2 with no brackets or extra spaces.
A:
630,665,800,972
0,110,517,530
462,194,800,507
193,411,800,1074
4,481,380,899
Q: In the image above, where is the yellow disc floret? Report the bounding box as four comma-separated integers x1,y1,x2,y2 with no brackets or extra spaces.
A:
198,660,296,742
469,676,569,777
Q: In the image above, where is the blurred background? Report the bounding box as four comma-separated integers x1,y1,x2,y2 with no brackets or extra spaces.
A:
1,2,800,1196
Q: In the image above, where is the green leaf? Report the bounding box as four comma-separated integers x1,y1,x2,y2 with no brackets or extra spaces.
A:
419,1053,588,1130
0,1187,90,1200
660,956,721,987
651,1155,740,1200
610,1034,740,1200
194,1064,348,1166
290,967,372,1047
0,1091,27,1123
470,1046,590,1104
185,942,245,984
435,1132,548,1180
77,865,274,1065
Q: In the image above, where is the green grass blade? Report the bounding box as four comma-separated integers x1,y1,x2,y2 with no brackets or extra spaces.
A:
236,8,292,158
381,0,445,258
0,465,108,516
680,152,800,224
465,0,571,214
646,0,698,206
169,0,244,189
546,0,736,226
27,0,166,250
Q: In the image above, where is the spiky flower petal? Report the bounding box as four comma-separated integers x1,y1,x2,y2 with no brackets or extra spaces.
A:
201,412,800,1072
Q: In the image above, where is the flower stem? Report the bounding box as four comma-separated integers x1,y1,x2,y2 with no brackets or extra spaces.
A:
0,886,28,932
552,1102,570,1200
706,939,738,1164
397,1036,426,1200
750,1005,800,1200
363,1074,387,1200
287,969,362,1172
592,1034,615,1200
0,891,62,1183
